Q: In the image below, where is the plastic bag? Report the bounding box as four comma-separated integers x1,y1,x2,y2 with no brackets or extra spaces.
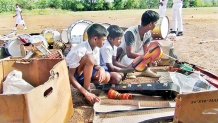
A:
3,70,34,94
170,71,217,94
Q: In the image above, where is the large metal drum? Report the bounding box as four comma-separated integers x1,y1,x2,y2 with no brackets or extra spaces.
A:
83,23,111,41
42,29,61,45
151,16,170,39
67,20,93,44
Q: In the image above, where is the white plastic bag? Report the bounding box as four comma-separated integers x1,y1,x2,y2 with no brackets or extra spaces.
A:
170,71,217,94
3,70,34,94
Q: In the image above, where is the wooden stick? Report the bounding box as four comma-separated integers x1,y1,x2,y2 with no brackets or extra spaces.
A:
100,99,171,108
41,44,51,54
199,39,218,44
162,52,177,61
99,108,174,118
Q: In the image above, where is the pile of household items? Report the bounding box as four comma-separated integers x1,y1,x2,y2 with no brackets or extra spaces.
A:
0,19,218,123
0,19,111,123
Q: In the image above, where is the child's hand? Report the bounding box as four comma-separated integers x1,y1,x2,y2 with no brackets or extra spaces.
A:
151,59,161,66
126,65,135,73
85,91,100,103
159,2,163,6
95,67,106,82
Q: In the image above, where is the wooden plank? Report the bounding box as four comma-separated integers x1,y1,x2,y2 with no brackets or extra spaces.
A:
100,99,172,108
99,108,174,118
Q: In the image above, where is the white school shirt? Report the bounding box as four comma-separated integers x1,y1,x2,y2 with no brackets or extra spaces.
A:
66,40,100,68
100,39,117,66
16,7,22,18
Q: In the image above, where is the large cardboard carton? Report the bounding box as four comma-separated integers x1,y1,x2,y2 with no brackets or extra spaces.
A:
0,58,73,123
173,90,218,123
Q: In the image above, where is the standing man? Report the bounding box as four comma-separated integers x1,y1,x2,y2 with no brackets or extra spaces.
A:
13,4,27,31
159,0,168,17
171,0,183,36
117,10,161,78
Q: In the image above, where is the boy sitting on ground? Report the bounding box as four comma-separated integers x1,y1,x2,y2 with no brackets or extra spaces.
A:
117,10,161,78
66,24,110,103
100,25,135,82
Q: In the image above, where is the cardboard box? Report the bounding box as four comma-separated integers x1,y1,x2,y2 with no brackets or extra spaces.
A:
173,90,218,123
0,58,73,123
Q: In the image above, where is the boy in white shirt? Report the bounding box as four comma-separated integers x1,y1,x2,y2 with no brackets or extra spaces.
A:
100,25,135,83
117,10,161,78
66,24,110,103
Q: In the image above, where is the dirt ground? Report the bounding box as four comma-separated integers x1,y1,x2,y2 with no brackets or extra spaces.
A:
1,7,218,74
0,7,218,122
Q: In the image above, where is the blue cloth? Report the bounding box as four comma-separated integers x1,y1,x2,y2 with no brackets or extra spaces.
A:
100,54,111,72
101,65,110,72
74,68,97,86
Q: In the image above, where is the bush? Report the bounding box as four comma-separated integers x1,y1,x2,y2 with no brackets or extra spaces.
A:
124,0,138,9
81,0,91,11
93,0,104,10
212,0,218,6
36,0,48,9
138,0,147,9
1,0,218,12
0,0,15,12
113,0,124,10
103,2,113,10
48,0,62,9
75,2,84,11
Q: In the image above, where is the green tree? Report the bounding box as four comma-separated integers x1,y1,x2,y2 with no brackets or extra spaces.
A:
102,1,113,10
183,0,189,8
212,0,218,6
36,0,48,9
61,0,76,10
113,0,124,10
49,0,62,9
138,0,146,9
189,0,197,7
0,0,14,12
93,0,105,10
196,0,204,7
124,0,138,9
143,0,159,9
75,2,84,11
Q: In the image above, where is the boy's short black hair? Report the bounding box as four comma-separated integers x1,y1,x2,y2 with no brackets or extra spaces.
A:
107,25,124,39
87,23,108,39
141,10,159,26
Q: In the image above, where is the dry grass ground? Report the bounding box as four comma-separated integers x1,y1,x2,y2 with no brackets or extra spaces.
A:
1,7,218,123
1,7,218,74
